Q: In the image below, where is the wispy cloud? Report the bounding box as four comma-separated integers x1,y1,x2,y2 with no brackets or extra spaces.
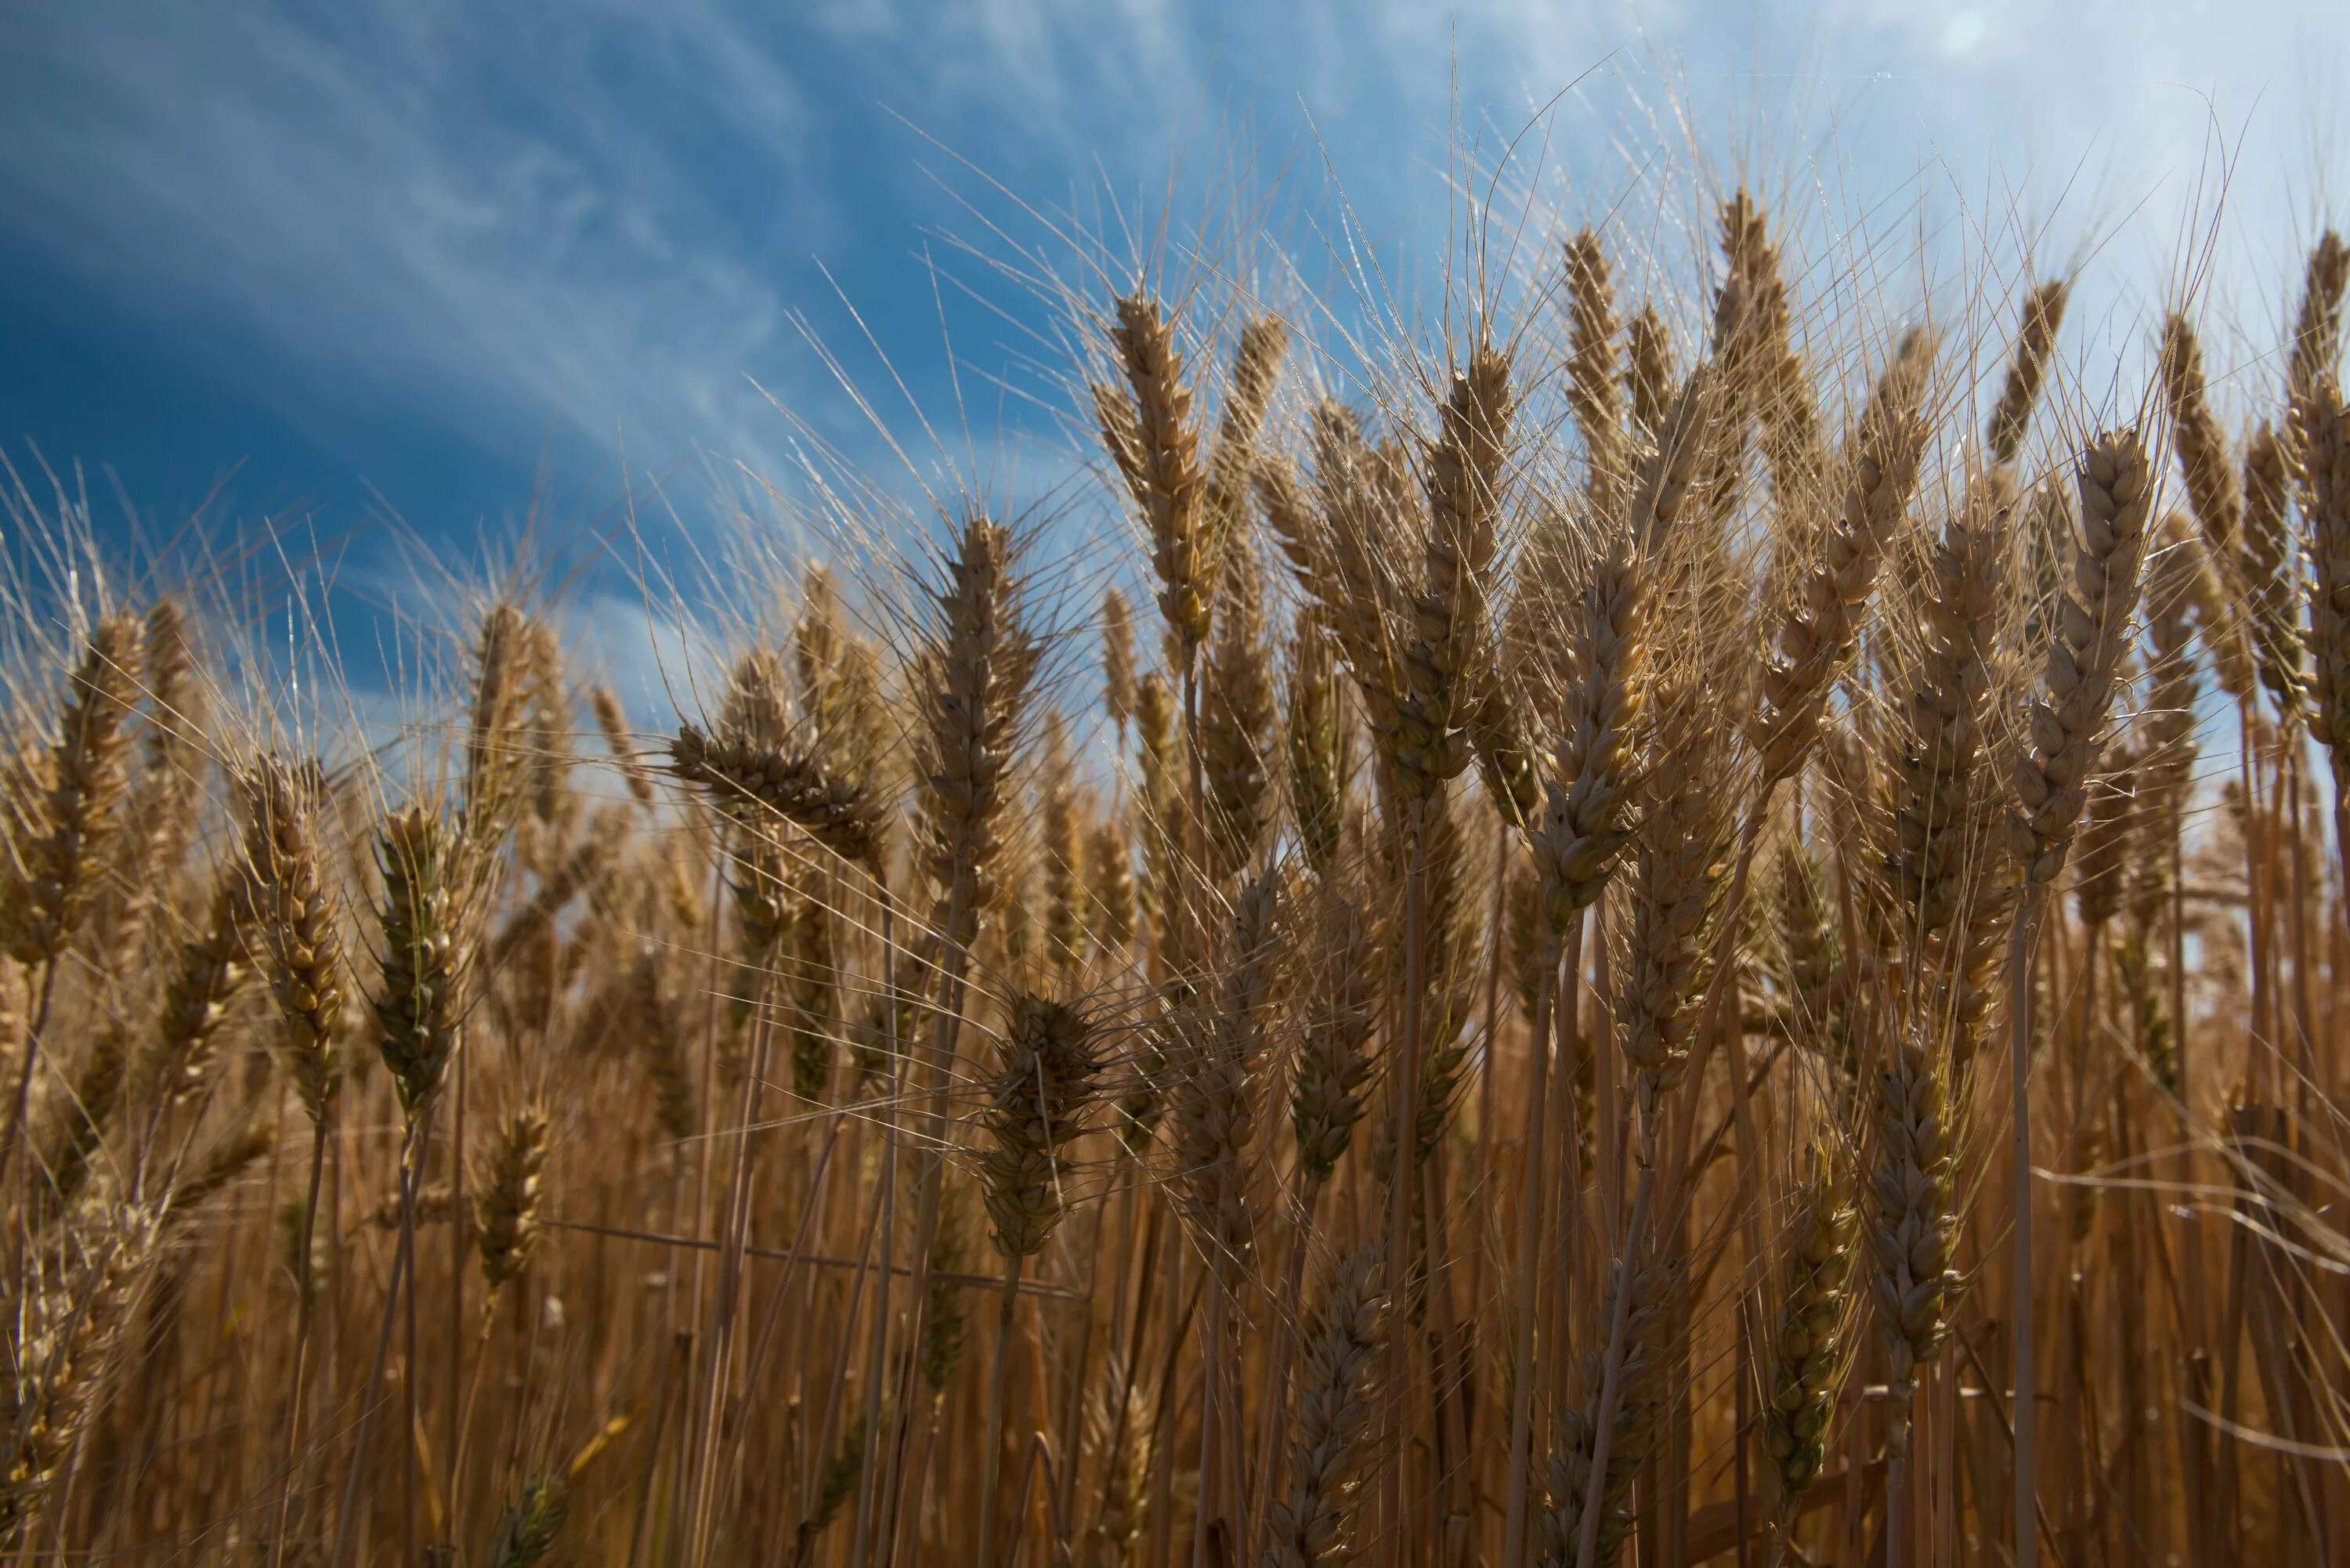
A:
0,0,2341,539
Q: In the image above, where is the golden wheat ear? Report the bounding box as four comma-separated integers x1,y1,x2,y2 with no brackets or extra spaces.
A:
1110,294,1211,657
9,614,144,968
474,1102,549,1298
2305,380,2350,793
1761,1154,1858,1525
2010,431,2156,887
1263,1242,1386,1568
239,755,347,1125
1989,280,2069,468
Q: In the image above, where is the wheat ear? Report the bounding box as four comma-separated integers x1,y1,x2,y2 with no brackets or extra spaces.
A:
1397,345,1514,800
7,614,144,967
2157,314,2244,565
2005,428,2154,1568
2285,232,2348,504
881,511,1038,1553
590,685,657,807
1752,328,1932,782
1867,1026,1962,1562
1542,1248,1679,1568
1762,1155,1858,1527
1111,294,1212,655
372,806,463,1118
464,602,530,833
240,757,346,1122
0,1205,160,1545
668,721,888,871
1202,536,1276,878
2240,422,2307,723
1625,304,1672,441
474,1104,549,1297
1565,229,1626,518
2305,380,2350,795
1103,586,1137,735
1261,1244,1386,1568
1988,280,2069,467
1202,316,1290,576
974,994,1102,1568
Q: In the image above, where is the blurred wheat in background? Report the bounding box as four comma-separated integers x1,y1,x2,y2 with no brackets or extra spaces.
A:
2,90,2348,1568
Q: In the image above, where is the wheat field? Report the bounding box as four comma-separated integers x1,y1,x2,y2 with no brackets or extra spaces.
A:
2,137,2346,1568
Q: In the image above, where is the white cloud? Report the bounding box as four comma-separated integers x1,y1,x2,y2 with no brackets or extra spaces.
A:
0,2,828,485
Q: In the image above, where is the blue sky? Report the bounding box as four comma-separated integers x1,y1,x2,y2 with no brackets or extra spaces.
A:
2,0,2345,704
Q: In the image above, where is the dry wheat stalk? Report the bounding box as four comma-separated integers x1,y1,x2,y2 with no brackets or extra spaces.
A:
631,948,696,1143
1086,814,1136,959
1039,717,1087,977
2005,428,2154,1568
1866,1026,1961,1534
1541,1247,1680,1568
1285,610,1347,877
973,993,1101,1568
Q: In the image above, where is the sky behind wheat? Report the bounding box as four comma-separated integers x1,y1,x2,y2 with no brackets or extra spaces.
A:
1,0,2344,698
